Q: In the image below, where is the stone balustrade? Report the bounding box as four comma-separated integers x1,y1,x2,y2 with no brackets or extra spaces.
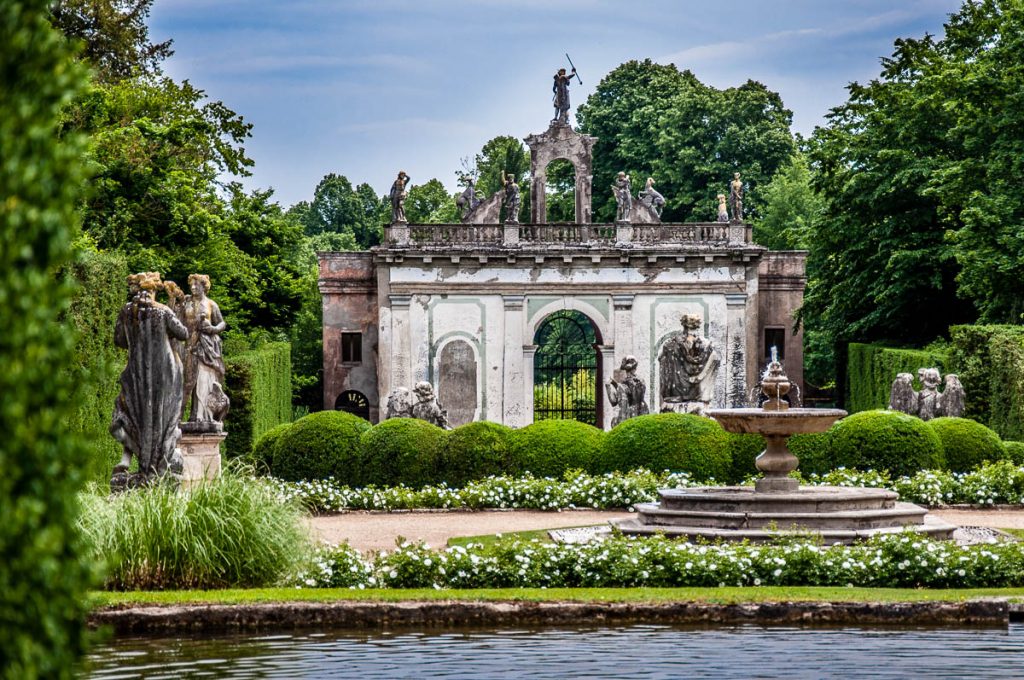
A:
385,222,752,248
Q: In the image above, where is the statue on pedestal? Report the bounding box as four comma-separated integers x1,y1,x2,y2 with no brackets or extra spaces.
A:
384,383,451,429
612,171,632,222
110,272,188,491
456,179,482,221
502,172,521,224
390,170,409,224
552,67,576,125
658,314,720,415
180,274,228,430
729,172,744,222
888,368,965,420
638,178,665,219
717,194,729,223
606,356,649,426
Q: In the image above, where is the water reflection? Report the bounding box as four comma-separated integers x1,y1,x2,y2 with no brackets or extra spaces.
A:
84,623,1023,679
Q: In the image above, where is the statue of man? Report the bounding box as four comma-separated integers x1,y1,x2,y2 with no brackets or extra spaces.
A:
109,272,189,491
456,178,482,221
638,177,665,218
502,172,521,224
606,356,649,427
552,67,576,125
659,314,720,408
390,170,409,224
612,171,632,222
729,172,744,222
411,381,450,429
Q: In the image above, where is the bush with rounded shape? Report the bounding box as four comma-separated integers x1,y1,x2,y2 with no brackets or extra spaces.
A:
509,420,605,477
789,432,837,476
728,433,764,484
441,421,514,486
828,410,943,476
271,411,371,482
599,413,731,481
928,417,1005,472
1003,441,1024,465
251,422,292,473
360,418,449,487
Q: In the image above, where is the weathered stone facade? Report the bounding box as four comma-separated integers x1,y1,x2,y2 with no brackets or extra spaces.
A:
756,251,807,396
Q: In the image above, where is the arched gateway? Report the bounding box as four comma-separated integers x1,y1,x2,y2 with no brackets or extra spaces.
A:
532,310,602,426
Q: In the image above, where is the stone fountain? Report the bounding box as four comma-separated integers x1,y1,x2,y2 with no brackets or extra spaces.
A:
615,354,956,544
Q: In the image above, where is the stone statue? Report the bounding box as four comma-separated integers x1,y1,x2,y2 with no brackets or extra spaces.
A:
888,368,965,420
638,178,665,218
384,387,413,419
180,274,228,428
729,172,743,222
606,356,649,426
456,179,482,221
612,171,632,222
658,313,720,415
110,272,188,491
502,172,521,224
411,381,450,429
390,170,409,224
552,67,576,125
717,194,729,223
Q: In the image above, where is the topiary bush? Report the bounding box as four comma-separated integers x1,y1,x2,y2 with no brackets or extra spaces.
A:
828,410,944,477
927,417,1005,473
441,421,514,487
250,422,292,473
1003,441,1024,465
728,433,765,484
360,418,449,488
789,432,836,476
509,420,605,478
599,413,731,481
271,411,371,482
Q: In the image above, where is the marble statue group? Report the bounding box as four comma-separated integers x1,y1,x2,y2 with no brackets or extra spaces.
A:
889,368,965,421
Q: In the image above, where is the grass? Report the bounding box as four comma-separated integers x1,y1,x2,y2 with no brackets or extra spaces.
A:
1002,528,1024,540
90,586,1024,609
447,527,557,547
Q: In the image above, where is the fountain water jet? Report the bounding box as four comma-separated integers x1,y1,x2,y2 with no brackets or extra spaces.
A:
614,355,956,544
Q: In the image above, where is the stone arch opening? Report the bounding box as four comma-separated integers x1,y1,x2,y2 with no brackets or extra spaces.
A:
532,310,603,426
544,158,577,223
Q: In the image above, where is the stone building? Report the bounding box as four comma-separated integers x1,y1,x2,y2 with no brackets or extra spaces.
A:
320,122,806,428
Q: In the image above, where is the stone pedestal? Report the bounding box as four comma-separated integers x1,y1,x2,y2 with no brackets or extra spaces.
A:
178,431,225,488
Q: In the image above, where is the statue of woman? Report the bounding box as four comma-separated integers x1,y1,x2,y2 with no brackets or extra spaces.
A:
182,274,228,424
612,172,632,222
390,170,409,224
502,172,521,223
717,194,729,223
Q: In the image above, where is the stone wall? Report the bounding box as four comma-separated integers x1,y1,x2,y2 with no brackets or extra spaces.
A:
757,251,807,395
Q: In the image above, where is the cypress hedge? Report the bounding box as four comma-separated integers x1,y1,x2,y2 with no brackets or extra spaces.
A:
846,343,947,413
980,331,1024,441
224,342,292,458
947,325,1024,427
0,2,93,674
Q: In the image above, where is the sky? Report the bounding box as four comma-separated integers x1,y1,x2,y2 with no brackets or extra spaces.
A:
149,0,964,208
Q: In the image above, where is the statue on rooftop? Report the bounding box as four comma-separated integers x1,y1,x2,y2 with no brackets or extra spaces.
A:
729,172,744,222
606,356,649,427
456,178,482,221
502,172,521,224
717,193,729,223
638,177,665,218
659,313,720,416
613,171,632,222
552,67,577,125
390,170,409,224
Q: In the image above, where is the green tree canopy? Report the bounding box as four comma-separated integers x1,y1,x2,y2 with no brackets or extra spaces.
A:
576,59,796,223
752,151,821,251
406,178,457,223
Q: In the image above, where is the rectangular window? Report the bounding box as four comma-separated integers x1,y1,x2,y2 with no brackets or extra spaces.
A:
764,328,785,361
341,332,362,364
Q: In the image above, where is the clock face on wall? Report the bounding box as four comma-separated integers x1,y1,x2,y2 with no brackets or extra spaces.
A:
335,390,370,420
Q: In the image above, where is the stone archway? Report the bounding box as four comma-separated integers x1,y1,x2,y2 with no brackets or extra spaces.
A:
525,124,597,224
531,310,603,426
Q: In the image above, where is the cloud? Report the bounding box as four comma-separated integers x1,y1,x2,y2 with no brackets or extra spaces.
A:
338,117,486,138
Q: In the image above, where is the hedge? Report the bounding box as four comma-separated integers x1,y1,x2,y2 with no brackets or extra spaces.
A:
599,413,731,481
224,342,292,459
846,343,947,413
271,411,371,482
510,420,605,477
0,3,93,674
62,248,129,484
829,410,944,476
927,417,1005,473
982,331,1024,441
360,418,449,487
250,422,292,473
1004,441,1024,465
947,324,1024,429
441,421,515,487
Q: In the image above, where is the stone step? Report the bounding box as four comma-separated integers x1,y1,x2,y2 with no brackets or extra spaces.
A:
634,501,928,531
612,514,958,545
658,486,898,514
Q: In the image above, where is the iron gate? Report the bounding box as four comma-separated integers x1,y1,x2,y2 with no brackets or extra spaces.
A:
533,310,598,425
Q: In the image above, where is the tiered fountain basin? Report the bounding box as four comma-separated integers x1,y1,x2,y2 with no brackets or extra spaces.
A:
614,406,957,544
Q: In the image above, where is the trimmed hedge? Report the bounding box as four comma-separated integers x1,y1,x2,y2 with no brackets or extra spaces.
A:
788,432,835,476
510,420,605,478
847,343,947,413
728,433,764,484
829,410,944,476
250,422,292,473
599,413,731,482
985,332,1024,441
359,418,448,487
947,324,1024,428
1004,441,1024,465
441,421,514,487
927,417,1005,473
62,247,129,484
224,342,292,458
271,411,371,482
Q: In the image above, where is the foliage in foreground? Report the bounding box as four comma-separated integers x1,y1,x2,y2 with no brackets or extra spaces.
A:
294,533,1024,591
78,473,311,590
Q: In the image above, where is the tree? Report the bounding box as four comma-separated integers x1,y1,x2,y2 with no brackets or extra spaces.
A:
753,151,821,250
576,59,795,223
406,178,456,223
1,1,93,674
50,0,172,81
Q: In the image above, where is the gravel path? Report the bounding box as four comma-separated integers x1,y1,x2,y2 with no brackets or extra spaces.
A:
930,508,1024,529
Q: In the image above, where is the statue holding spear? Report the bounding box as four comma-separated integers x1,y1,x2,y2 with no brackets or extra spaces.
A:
552,54,582,125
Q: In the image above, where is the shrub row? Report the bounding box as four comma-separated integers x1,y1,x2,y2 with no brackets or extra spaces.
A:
224,342,293,459
846,342,948,413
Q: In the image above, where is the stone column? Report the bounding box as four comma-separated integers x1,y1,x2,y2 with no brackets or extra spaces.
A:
503,295,526,427
598,345,616,430
523,344,538,424
531,173,546,224
390,294,412,391
725,293,749,407
612,294,634,367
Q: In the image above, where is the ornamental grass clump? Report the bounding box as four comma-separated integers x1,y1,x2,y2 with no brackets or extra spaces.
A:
78,472,310,590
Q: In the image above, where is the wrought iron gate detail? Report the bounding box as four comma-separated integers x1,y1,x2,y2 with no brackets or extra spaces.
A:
533,310,598,425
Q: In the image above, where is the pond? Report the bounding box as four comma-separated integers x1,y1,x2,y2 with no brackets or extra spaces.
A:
85,622,1024,678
